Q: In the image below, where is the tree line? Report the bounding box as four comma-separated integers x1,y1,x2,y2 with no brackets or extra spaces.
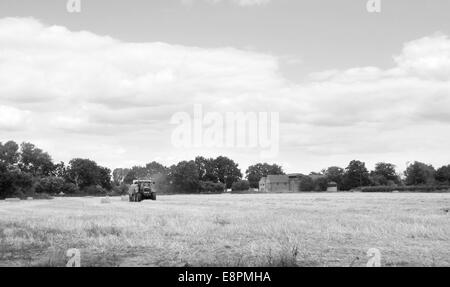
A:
2,139,450,198
0,140,112,199
112,156,244,194
320,161,449,191
113,158,450,194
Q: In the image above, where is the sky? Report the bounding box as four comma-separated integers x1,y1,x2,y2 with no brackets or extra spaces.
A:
0,0,449,174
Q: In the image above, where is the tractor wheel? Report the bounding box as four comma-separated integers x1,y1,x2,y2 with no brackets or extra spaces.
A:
151,193,156,201
136,193,142,202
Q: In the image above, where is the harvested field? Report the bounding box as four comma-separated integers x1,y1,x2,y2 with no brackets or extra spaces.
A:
0,193,449,267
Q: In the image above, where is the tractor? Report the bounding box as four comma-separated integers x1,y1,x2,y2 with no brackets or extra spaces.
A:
128,179,157,202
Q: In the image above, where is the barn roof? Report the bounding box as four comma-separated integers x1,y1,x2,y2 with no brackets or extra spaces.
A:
288,173,304,178
309,174,326,181
267,175,289,183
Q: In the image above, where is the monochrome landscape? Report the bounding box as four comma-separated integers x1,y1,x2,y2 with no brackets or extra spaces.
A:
0,0,449,267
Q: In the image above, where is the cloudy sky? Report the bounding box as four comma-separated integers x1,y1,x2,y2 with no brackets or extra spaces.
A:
0,0,449,174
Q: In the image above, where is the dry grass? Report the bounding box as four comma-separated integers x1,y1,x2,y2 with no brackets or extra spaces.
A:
0,193,449,267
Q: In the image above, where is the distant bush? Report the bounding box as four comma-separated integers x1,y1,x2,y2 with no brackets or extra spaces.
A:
32,193,54,200
360,185,450,193
0,167,33,199
62,182,79,194
111,183,130,196
200,181,225,193
299,177,314,191
11,189,25,199
35,177,80,195
83,185,107,195
231,180,250,192
313,177,328,191
35,177,65,194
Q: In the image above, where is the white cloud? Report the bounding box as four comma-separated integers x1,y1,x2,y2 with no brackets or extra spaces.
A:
0,105,30,131
0,17,449,172
393,33,450,80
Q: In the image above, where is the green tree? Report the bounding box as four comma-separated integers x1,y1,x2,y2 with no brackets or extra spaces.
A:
342,160,370,190
130,166,149,179
213,156,242,188
194,156,218,182
436,165,450,184
19,142,54,176
0,141,20,167
145,161,168,176
98,166,112,190
370,162,400,185
112,168,130,185
0,162,33,198
245,163,285,188
404,161,436,185
52,161,67,178
123,169,137,184
35,177,66,194
323,166,345,189
66,158,111,190
169,160,200,193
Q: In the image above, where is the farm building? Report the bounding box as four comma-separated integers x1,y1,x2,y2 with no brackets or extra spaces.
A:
259,173,335,193
327,181,338,192
259,174,303,193
259,175,288,192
